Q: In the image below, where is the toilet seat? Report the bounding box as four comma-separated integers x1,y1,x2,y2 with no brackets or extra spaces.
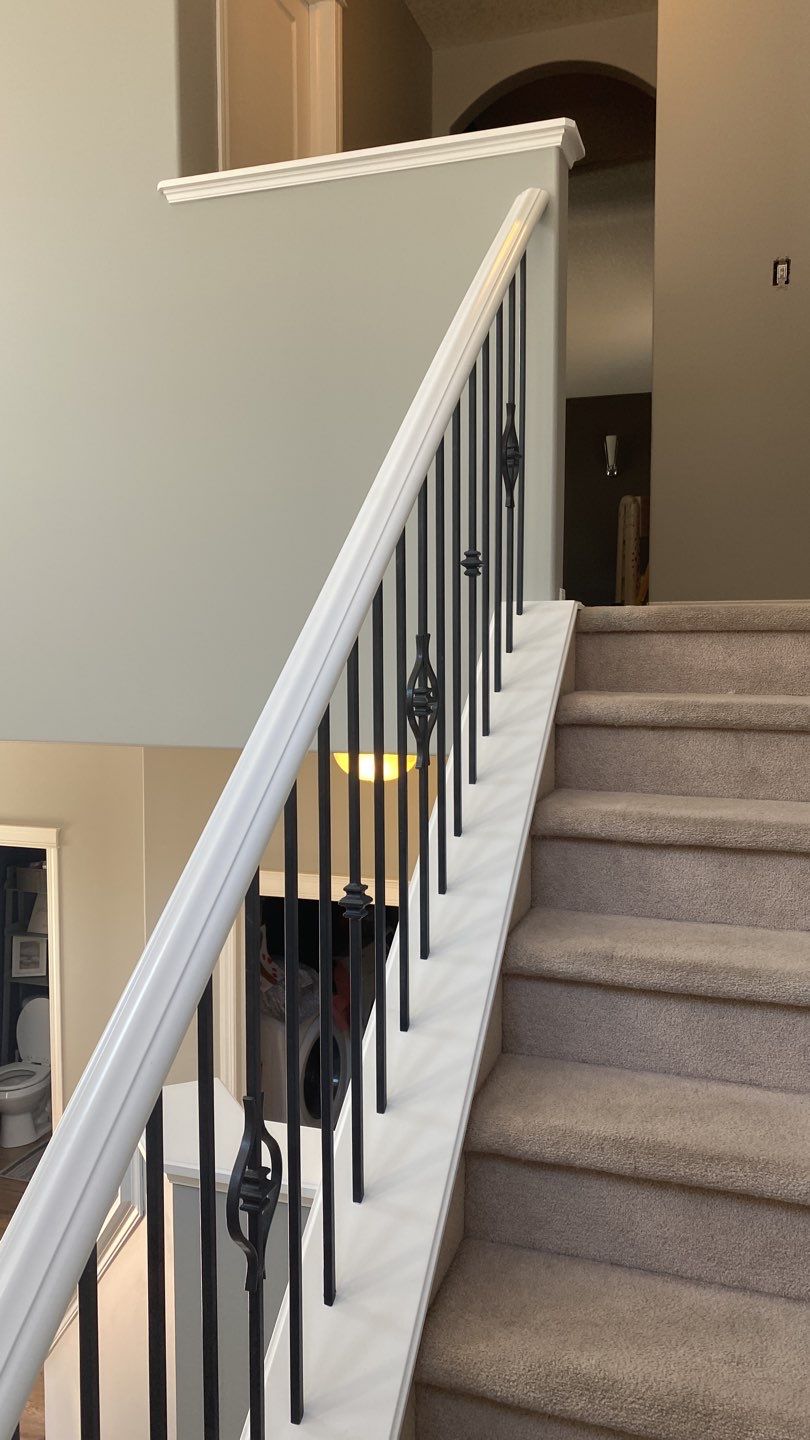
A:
0,1060,50,1098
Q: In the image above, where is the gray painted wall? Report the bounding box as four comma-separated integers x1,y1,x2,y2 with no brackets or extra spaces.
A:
2,0,568,746
651,0,810,600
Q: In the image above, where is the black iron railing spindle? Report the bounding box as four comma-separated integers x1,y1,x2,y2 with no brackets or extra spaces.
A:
342,642,367,1203
395,534,410,1031
372,584,387,1111
517,252,527,615
434,442,448,893
463,367,481,783
284,789,304,1424
197,978,220,1439
409,478,434,958
505,275,517,654
78,1246,100,1440
481,334,491,735
317,711,336,1305
451,402,462,836
243,873,268,1440
145,1095,168,1440
494,306,504,693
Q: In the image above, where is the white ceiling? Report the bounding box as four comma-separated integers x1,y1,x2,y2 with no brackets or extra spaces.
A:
405,0,656,49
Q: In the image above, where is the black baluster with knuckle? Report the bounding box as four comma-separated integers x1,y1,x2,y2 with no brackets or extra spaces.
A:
481,334,491,738
407,479,439,959
372,583,387,1112
462,365,482,784
227,871,283,1440
503,275,521,654
494,305,504,694
317,710,336,1306
451,401,462,837
341,641,368,1204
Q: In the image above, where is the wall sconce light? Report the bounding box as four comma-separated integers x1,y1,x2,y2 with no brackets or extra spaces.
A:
604,435,619,478
333,752,416,783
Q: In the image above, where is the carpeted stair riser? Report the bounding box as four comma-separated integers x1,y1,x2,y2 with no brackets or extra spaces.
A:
575,631,810,696
532,837,810,930
556,725,810,802
502,974,808,1091
465,1155,810,1302
416,1386,631,1440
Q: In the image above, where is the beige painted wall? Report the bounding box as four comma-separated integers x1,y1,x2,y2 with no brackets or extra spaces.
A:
432,9,657,136
650,0,810,600
0,745,146,1102
342,0,432,150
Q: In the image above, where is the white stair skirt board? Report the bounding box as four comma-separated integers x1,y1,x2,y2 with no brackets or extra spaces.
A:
256,600,577,1440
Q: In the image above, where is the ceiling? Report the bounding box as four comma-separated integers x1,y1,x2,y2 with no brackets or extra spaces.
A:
404,0,656,49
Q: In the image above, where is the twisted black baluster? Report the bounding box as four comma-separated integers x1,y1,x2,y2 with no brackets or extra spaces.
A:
463,365,482,783
197,977,220,1438
227,873,283,1440
285,788,304,1423
317,710,336,1305
146,1095,168,1440
372,583,387,1112
395,533,410,1031
78,1246,100,1440
517,252,527,616
407,478,439,959
494,305,504,694
435,441,448,893
481,334,491,736
451,401,462,836
341,641,368,1203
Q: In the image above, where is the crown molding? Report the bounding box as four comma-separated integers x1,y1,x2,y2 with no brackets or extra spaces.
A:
158,117,584,204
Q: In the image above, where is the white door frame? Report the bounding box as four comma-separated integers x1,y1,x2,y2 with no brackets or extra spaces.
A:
215,0,345,170
0,824,64,1125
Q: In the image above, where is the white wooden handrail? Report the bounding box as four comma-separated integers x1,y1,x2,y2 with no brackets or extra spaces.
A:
0,185,548,1432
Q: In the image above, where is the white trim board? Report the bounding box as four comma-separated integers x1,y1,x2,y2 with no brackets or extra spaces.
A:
158,118,584,204
255,600,577,1439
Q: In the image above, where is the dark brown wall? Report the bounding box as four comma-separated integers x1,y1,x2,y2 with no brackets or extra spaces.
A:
564,393,651,606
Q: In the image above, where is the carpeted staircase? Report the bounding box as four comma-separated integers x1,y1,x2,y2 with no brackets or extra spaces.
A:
415,603,810,1440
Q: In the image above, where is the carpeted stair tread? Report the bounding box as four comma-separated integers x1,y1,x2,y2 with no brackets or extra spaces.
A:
505,908,810,1007
556,690,810,732
577,602,810,634
466,1055,810,1205
533,788,810,853
417,1239,810,1440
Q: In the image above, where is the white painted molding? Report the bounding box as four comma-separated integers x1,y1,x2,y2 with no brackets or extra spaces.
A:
217,916,243,1100
307,0,344,157
50,1152,146,1349
158,118,583,203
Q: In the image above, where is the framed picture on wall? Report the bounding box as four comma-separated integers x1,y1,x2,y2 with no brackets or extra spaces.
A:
11,934,48,979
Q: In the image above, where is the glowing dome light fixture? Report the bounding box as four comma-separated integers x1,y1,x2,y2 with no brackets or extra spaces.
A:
333,752,416,783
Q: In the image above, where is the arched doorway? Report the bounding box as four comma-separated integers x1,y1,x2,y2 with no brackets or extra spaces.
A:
457,65,656,605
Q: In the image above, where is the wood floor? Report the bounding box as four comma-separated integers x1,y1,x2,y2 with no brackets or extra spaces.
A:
0,1195,46,1438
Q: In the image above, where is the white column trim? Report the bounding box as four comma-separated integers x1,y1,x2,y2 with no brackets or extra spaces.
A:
159,118,584,203
307,0,344,157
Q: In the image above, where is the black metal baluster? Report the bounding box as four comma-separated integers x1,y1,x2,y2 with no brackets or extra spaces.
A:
395,533,410,1031
506,275,517,654
451,401,462,836
317,711,336,1306
284,788,304,1424
226,872,282,1440
434,441,448,894
12,1427,20,1440
78,1246,100,1440
481,334,491,735
372,584,387,1112
146,1095,168,1440
197,978,220,1439
341,641,367,1203
494,306,504,694
407,478,436,959
517,252,527,616
463,366,482,783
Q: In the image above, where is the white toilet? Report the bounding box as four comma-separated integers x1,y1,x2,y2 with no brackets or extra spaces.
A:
0,996,52,1149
